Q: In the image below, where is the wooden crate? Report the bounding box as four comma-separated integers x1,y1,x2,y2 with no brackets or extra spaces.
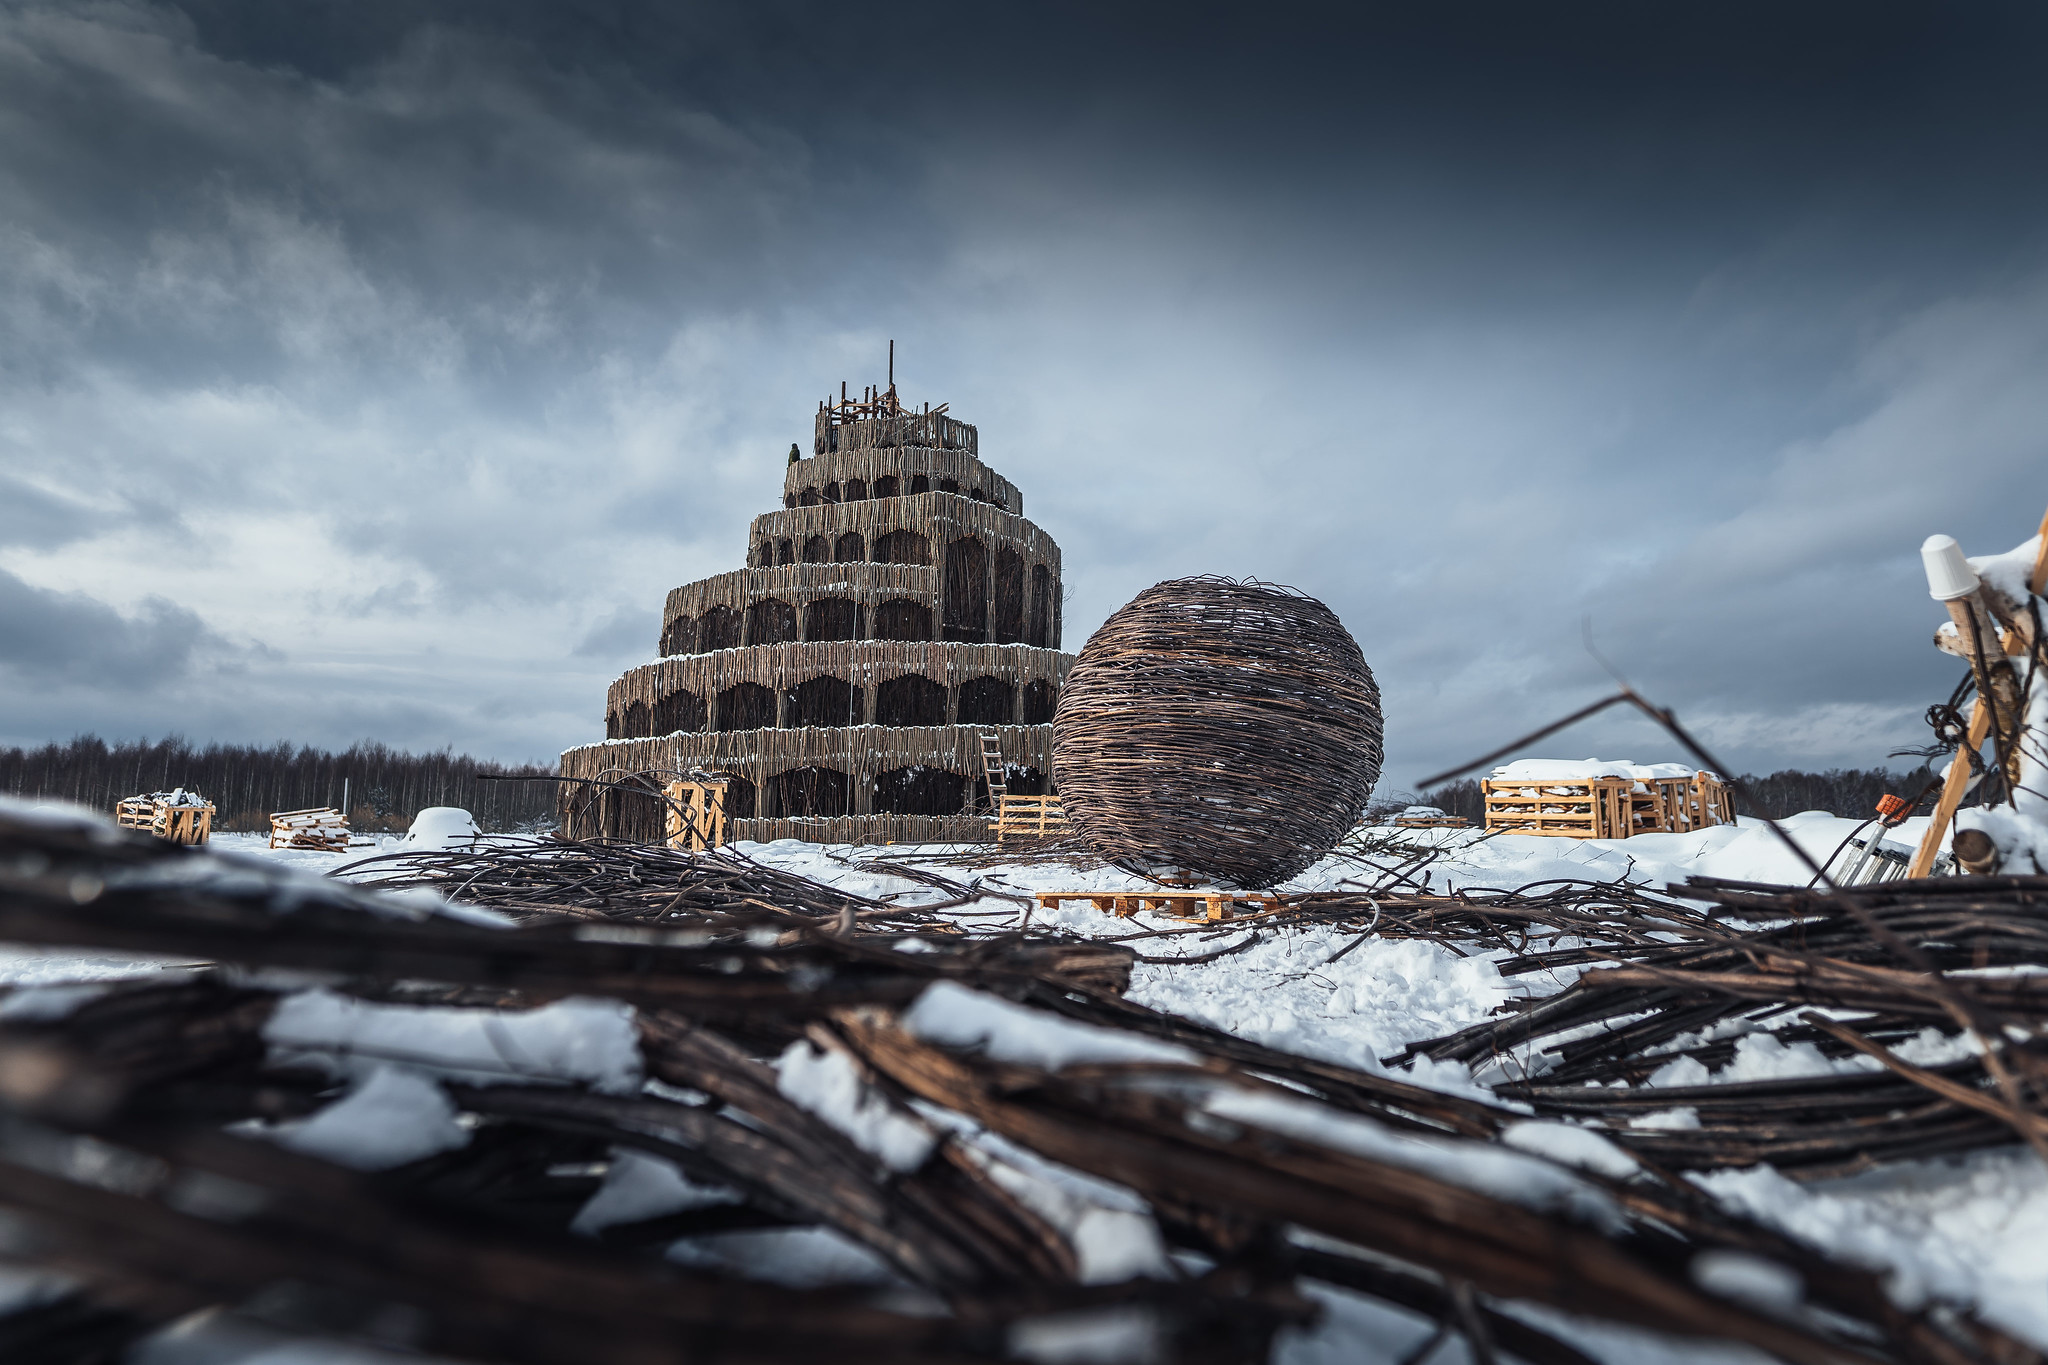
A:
269,807,350,852
1482,771,1733,840
664,779,729,852
115,794,215,846
991,794,1067,844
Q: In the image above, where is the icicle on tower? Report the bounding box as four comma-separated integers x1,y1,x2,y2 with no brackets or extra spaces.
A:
560,358,1071,843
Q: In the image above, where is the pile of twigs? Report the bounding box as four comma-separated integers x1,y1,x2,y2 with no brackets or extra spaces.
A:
1051,576,1384,889
335,836,1032,935
1391,874,2048,1177
2,806,2043,1364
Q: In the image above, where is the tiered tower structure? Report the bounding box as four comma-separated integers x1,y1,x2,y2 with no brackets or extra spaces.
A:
559,377,1071,844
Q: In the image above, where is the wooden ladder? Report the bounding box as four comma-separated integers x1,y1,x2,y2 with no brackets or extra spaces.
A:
978,731,1008,807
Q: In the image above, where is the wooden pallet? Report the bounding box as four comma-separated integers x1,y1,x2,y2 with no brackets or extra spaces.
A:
992,795,1067,843
1035,889,1284,922
269,807,350,852
115,795,214,846
1481,772,1733,840
664,779,729,852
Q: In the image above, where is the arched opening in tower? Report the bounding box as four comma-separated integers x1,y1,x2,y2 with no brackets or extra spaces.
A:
874,474,900,498
723,776,757,819
1005,766,1050,796
875,674,945,727
699,605,743,651
871,529,930,565
957,676,1014,727
659,614,694,657
944,535,989,642
715,682,776,732
908,474,930,494
804,598,862,642
872,766,966,816
843,479,867,500
1029,564,1053,647
785,675,857,728
801,535,830,564
1023,678,1059,724
746,598,798,645
833,532,864,562
872,599,932,641
775,540,796,565
993,547,1026,643
619,700,652,738
652,688,705,735
798,487,820,506
773,766,850,818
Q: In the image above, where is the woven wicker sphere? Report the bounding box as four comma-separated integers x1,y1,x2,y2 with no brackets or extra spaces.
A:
1051,576,1383,889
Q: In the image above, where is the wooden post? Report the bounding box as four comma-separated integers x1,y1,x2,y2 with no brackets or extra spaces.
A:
1945,592,2026,788
1908,703,1992,878
2035,504,2048,596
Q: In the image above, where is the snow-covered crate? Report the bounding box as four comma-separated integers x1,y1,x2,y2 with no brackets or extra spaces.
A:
115,790,215,845
1482,761,1733,840
270,807,351,852
1481,776,1634,838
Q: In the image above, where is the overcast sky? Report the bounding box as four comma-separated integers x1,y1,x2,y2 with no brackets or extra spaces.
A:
4,0,2047,793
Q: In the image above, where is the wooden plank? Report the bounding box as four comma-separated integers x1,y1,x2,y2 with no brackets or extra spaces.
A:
1908,703,1992,878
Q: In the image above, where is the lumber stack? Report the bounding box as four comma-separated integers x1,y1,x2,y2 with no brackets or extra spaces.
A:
268,806,350,851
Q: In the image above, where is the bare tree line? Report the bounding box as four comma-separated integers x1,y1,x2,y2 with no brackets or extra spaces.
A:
0,736,559,833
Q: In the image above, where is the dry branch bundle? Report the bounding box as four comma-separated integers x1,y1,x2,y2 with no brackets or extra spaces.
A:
0,808,2042,1365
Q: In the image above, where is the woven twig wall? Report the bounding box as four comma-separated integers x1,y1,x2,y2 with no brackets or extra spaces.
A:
785,448,1020,515
664,564,938,630
605,642,1070,721
812,410,977,456
1051,576,1383,888
749,494,1063,571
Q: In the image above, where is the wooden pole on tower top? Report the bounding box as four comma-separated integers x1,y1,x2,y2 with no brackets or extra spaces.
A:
888,339,894,388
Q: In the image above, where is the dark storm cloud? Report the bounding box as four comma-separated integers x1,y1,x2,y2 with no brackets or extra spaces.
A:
2,0,2046,779
0,567,216,682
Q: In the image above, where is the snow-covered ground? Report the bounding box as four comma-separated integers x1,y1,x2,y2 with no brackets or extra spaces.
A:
5,813,2042,1362
732,817,2048,1354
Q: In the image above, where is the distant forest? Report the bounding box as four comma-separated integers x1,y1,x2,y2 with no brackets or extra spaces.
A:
0,736,560,833
1413,766,1941,825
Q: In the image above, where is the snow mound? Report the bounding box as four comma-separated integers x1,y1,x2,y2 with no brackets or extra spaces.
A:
400,806,480,849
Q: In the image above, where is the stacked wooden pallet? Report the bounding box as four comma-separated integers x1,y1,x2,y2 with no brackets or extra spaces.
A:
114,791,214,845
269,807,351,851
1482,767,1731,840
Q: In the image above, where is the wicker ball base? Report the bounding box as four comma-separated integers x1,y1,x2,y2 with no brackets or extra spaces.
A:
1051,576,1383,888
